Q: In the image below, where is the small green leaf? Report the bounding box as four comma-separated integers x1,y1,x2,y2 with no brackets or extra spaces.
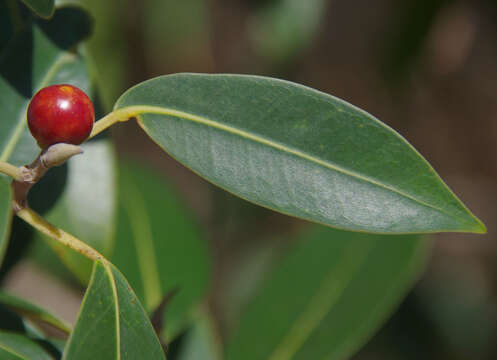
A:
20,0,55,19
31,138,117,283
115,73,485,234
0,330,54,359
111,160,210,340
0,6,92,167
0,177,13,268
225,226,428,360
63,261,166,359
0,291,71,334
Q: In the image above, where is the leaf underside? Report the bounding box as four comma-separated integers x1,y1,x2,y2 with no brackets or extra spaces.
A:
115,73,484,234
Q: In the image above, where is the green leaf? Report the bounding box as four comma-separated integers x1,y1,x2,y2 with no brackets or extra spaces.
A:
111,160,210,340
0,291,71,334
0,5,92,167
0,330,54,360
225,227,429,360
31,138,117,283
177,311,222,360
20,0,55,19
0,177,13,268
115,73,485,234
63,261,166,359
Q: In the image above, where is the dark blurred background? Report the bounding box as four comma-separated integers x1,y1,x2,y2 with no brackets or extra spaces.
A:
5,0,497,358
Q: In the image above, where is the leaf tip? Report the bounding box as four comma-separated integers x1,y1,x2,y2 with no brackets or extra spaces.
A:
472,218,487,234
461,213,486,234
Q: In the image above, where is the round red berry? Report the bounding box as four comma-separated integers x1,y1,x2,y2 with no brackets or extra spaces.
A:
27,84,95,149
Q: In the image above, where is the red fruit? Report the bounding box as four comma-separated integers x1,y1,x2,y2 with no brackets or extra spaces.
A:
27,84,95,149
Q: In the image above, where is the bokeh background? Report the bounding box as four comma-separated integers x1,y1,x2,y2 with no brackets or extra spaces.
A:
4,0,497,359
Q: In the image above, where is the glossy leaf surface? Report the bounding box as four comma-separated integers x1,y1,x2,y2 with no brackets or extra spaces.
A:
0,6,92,167
20,0,55,19
111,161,210,339
63,261,166,360
0,330,53,359
115,73,484,234
225,226,428,360
32,139,117,283
0,178,12,268
0,291,71,334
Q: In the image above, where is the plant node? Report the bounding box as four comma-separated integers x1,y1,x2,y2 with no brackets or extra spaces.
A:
11,143,83,212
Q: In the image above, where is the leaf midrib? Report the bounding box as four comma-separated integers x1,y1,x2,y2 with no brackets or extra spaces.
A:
105,264,121,360
112,105,470,227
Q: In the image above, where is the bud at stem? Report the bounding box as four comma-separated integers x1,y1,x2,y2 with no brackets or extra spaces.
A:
40,143,84,168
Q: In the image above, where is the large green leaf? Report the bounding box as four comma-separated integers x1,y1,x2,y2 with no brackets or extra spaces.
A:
111,161,210,340
114,73,484,234
31,138,117,283
0,5,92,167
225,227,428,360
0,291,71,334
0,330,54,360
63,261,166,359
0,178,12,268
20,0,55,19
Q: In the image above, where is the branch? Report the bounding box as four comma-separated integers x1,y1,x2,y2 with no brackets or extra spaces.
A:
16,207,105,262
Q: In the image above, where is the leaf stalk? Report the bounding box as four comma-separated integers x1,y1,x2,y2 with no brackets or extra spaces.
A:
89,107,140,138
